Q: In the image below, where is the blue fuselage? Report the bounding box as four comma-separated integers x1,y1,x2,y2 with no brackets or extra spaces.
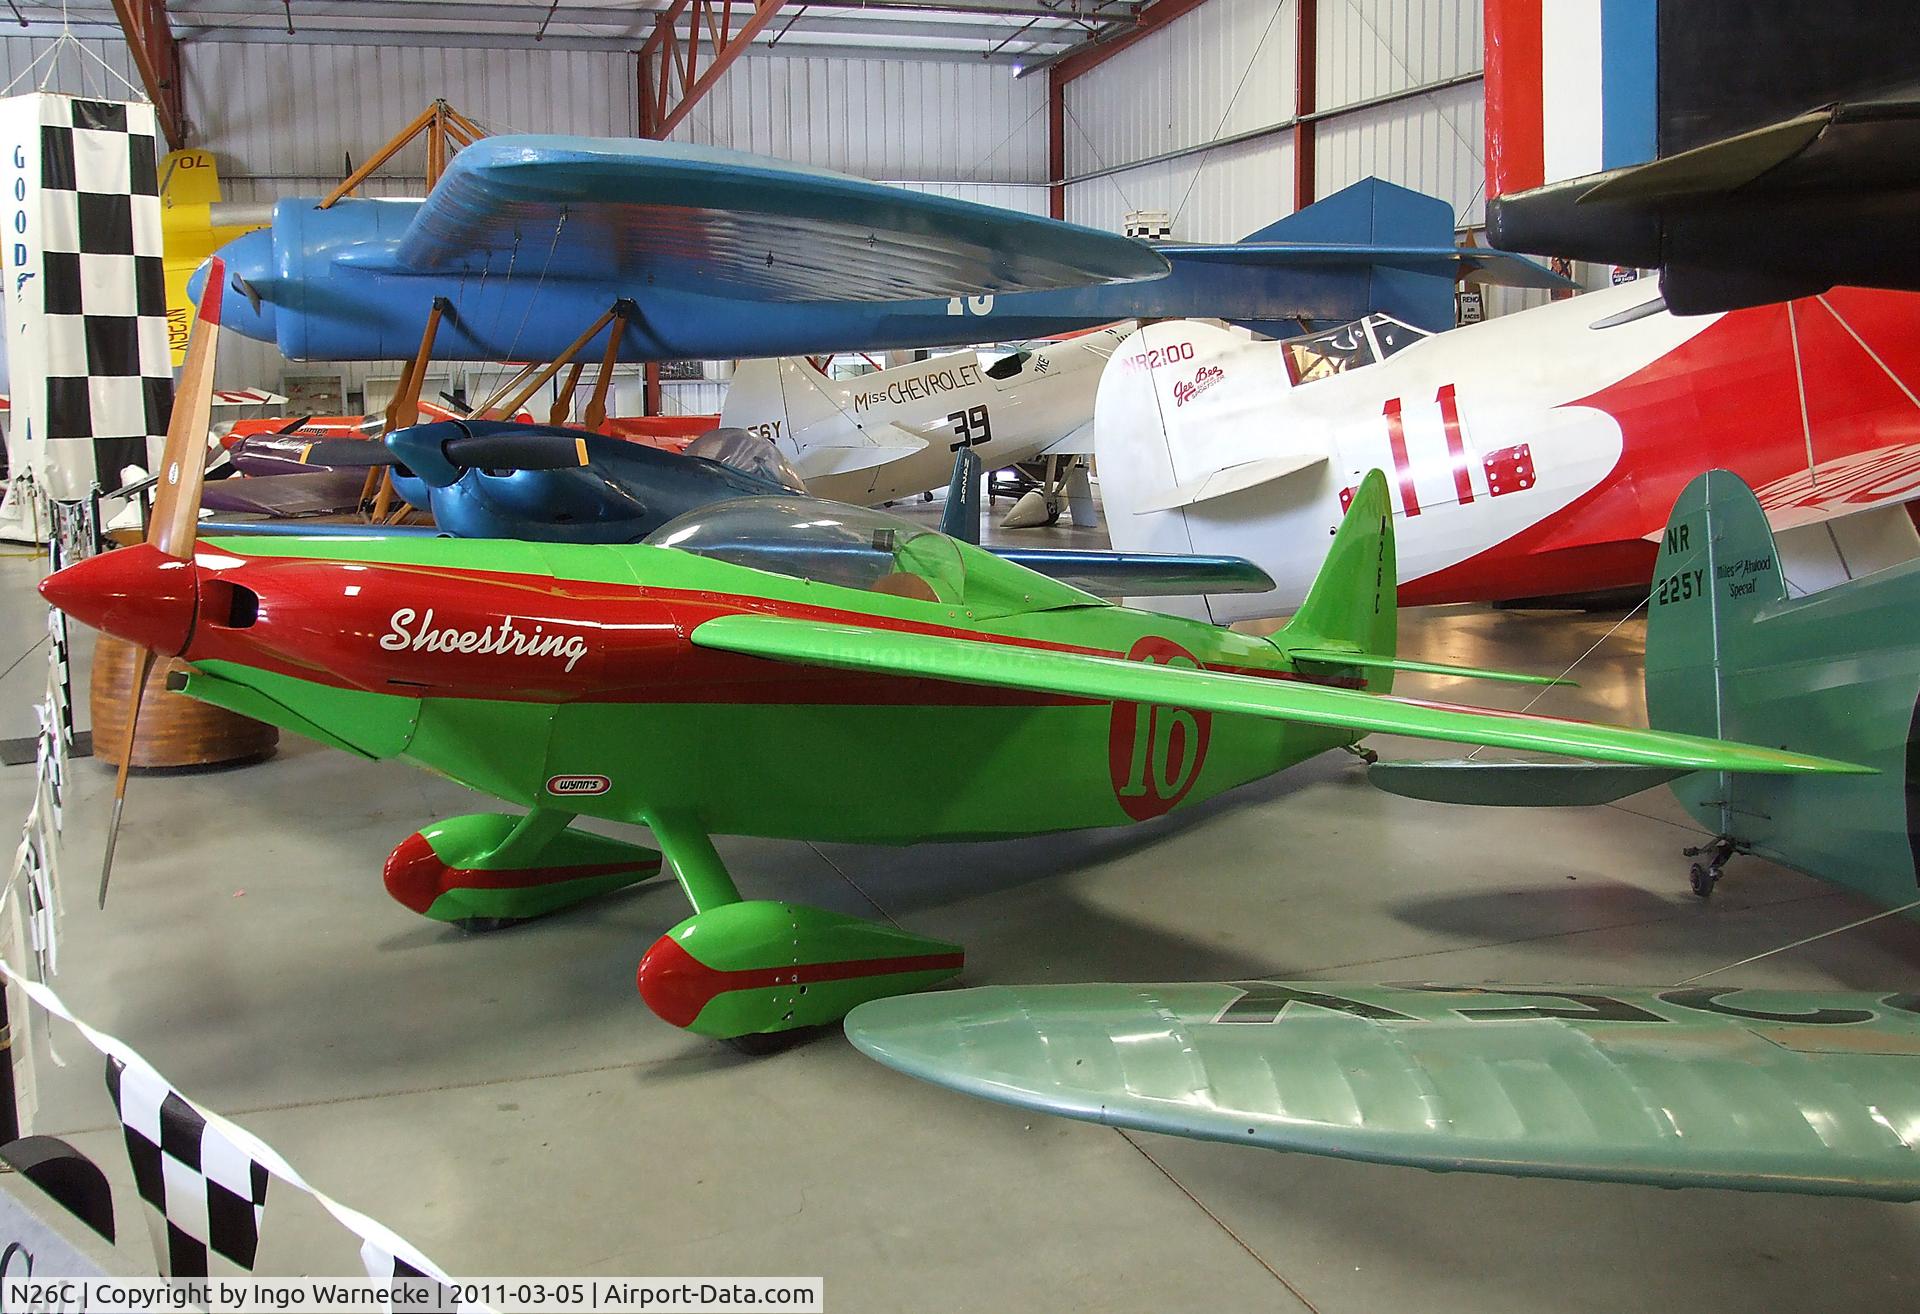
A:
212,198,1448,362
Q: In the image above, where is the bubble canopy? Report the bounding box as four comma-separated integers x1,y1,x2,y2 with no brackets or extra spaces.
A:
643,496,1100,617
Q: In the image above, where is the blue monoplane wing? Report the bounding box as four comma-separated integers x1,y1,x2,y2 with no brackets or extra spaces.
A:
387,136,1169,301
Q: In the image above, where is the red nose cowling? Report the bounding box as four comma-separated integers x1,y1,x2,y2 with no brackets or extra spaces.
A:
37,544,199,656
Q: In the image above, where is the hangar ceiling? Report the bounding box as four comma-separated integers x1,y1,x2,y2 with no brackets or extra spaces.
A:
54,0,1146,62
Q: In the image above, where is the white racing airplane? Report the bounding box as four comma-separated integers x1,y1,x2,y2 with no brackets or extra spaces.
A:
718,329,1125,522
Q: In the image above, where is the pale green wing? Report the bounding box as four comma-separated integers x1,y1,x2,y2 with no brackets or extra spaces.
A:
846,983,1920,1201
689,615,1866,775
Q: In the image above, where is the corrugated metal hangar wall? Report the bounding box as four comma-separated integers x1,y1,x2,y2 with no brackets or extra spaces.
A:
0,1,1537,401
1062,0,1483,237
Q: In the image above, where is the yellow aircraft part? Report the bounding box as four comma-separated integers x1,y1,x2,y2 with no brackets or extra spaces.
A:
160,149,264,366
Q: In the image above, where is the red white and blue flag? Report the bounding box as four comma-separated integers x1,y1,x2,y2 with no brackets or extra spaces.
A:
1485,0,1658,199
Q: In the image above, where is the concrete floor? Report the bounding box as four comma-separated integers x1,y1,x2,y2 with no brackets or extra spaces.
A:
3,511,1920,1310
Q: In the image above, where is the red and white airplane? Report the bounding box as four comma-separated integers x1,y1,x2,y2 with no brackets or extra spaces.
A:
1095,279,1920,621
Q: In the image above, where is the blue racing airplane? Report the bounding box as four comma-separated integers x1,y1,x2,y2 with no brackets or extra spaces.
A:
232,422,1274,601
197,135,1565,363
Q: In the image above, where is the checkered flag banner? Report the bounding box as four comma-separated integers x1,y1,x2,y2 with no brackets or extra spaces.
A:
0,964,485,1308
1124,209,1172,241
361,1239,461,1313
106,1054,269,1276
0,94,171,502
5,609,71,979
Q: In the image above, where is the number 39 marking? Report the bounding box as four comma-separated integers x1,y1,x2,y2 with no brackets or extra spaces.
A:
948,405,992,451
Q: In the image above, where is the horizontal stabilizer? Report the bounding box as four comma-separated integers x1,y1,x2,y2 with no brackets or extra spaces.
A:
1038,421,1095,457
690,614,1867,776
1289,650,1574,688
1135,454,1326,514
1229,177,1565,292
847,982,1920,1202
395,136,1168,301
1367,759,1684,806
1162,243,1569,291
791,440,929,481
987,549,1273,598
1578,110,1831,207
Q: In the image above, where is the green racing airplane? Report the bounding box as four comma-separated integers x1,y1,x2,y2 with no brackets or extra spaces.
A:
44,293,1867,1049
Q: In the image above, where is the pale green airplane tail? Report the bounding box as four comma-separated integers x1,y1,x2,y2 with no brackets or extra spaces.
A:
1643,468,1786,745
1278,468,1398,693
1645,468,1920,906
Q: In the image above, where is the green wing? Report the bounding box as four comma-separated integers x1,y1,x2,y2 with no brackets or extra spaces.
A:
846,983,1920,1201
689,615,1865,775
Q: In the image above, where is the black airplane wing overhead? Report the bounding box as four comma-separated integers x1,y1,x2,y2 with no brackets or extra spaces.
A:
1487,0,1920,313
382,135,1170,302
1493,91,1920,313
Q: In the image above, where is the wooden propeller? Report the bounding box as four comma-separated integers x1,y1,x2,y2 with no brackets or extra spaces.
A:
99,257,224,908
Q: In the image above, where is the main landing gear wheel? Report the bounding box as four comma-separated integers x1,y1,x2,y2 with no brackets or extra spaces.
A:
725,1032,796,1057
723,1027,827,1057
1684,837,1740,899
453,915,533,935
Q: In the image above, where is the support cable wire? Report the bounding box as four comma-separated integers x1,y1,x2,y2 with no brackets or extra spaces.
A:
1168,0,1287,230
1672,899,1920,986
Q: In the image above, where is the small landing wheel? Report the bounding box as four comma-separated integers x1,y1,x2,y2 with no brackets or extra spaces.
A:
725,1030,802,1057
1683,836,1739,899
452,915,533,934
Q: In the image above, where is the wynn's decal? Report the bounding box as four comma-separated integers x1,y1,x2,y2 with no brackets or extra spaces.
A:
381,608,589,672
546,774,612,796
1107,636,1212,821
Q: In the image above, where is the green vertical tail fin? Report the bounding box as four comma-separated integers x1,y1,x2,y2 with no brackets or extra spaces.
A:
1644,469,1920,909
1644,469,1787,742
1279,468,1396,691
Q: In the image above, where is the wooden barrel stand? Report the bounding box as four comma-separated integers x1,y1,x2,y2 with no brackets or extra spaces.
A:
90,634,278,769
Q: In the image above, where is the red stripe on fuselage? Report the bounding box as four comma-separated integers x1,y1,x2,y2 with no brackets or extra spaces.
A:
1384,397,1421,516
182,550,1364,707
1437,383,1475,505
